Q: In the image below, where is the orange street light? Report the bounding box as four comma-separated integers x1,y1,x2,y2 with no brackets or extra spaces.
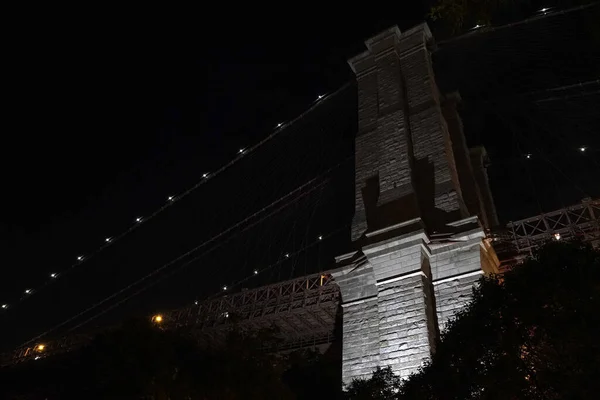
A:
152,314,163,323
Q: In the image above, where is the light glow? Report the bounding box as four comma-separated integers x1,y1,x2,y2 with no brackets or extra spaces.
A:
153,315,163,323
554,233,561,241
36,344,45,351
50,273,57,278
105,237,111,243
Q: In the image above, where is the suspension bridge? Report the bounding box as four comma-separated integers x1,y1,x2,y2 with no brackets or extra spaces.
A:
2,5,599,384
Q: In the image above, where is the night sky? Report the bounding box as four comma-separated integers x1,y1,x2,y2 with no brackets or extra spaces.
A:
1,2,598,351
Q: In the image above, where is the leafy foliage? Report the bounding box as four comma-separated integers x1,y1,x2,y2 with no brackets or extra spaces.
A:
429,0,517,32
428,0,598,33
283,346,344,400
1,321,295,399
3,242,598,399
345,367,401,400
345,241,600,399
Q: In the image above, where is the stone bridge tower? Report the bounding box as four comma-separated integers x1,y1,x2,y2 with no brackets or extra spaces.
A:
332,24,500,384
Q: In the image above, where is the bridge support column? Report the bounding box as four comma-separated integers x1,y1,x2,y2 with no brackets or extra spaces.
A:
430,222,499,332
362,228,437,380
334,260,380,380
336,21,500,386
334,220,498,385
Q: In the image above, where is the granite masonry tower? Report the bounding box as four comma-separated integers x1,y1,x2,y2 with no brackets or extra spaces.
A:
332,24,500,384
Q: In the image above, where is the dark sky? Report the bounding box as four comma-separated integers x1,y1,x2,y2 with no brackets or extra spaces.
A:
1,2,598,350
0,3,430,349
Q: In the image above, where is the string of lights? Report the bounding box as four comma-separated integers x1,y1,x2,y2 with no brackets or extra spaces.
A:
5,6,595,356
5,222,348,361
15,155,351,347
66,224,349,335
529,84,600,178
433,2,599,221
437,3,597,46
3,4,582,313
0,85,351,314
486,90,594,215
516,114,593,198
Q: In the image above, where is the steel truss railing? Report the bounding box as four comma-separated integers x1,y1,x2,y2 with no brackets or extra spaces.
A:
3,273,340,366
165,272,340,350
506,199,599,254
1,333,93,366
167,272,337,328
4,200,599,366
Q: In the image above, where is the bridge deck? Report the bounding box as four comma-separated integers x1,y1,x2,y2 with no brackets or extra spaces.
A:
3,200,599,366
165,271,340,349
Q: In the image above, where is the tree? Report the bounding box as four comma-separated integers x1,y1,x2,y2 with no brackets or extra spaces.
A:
344,241,600,399
428,0,598,33
345,367,401,400
1,320,295,399
283,346,344,400
429,0,516,32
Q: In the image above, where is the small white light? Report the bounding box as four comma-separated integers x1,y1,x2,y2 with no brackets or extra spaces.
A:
239,148,244,154
105,237,111,243
194,300,198,305
526,154,532,159
1,304,7,309
277,123,283,128
540,7,549,13
50,273,57,278
318,235,323,240
168,196,174,201
203,173,208,178
473,24,481,29
285,253,290,258
222,285,227,291
554,233,561,241
136,217,143,223
24,289,31,294
253,269,258,275
579,147,586,152
77,256,84,261
317,94,323,100
224,312,229,318
34,356,40,360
